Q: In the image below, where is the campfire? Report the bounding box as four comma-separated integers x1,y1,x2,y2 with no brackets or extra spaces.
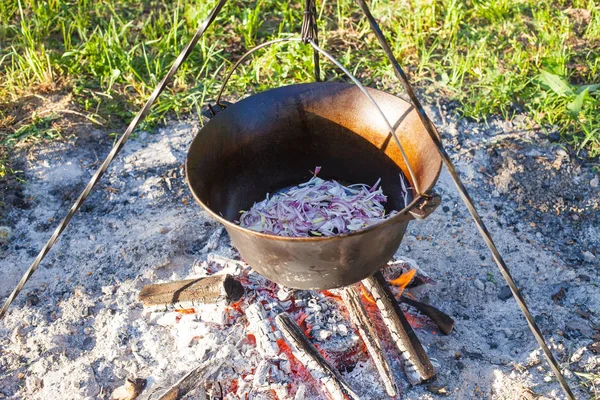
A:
138,254,454,399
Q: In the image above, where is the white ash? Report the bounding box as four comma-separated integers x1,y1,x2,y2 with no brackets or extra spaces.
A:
245,303,280,358
277,287,294,302
343,360,393,396
141,255,403,399
1,118,598,399
293,291,359,353
250,360,289,396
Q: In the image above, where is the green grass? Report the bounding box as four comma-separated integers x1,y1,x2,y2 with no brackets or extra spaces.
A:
0,0,599,178
576,371,600,399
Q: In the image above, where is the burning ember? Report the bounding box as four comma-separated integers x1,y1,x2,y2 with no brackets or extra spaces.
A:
237,167,409,237
139,254,453,399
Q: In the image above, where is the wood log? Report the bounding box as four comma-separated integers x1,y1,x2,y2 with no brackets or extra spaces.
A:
275,313,360,400
252,359,272,389
144,355,226,400
339,286,397,397
362,272,435,385
245,303,280,358
202,226,223,252
138,274,244,310
400,296,454,335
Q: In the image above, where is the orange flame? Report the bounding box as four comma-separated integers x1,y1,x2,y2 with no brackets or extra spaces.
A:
174,308,196,314
297,312,309,327
321,290,342,300
389,269,416,296
359,285,377,305
229,300,244,313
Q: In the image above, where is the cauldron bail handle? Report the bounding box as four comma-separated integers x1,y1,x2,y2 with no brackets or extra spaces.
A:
210,36,428,204
211,37,303,113
304,39,424,197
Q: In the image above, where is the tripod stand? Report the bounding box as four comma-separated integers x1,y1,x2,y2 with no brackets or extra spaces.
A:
0,1,575,398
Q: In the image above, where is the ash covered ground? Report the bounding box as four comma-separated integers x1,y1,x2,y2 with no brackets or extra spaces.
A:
0,103,599,399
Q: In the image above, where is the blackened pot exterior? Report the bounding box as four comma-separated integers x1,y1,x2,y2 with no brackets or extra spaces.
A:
186,82,442,289
224,219,409,289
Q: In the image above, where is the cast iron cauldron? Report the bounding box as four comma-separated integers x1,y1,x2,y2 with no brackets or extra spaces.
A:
186,82,442,289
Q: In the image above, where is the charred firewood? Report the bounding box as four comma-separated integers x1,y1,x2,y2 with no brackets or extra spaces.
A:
147,353,227,400
275,313,360,400
339,286,397,397
245,303,280,358
138,274,244,310
400,296,454,335
362,272,435,385
251,359,289,399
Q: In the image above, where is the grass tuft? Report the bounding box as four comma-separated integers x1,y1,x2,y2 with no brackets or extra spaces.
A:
576,371,600,399
0,0,599,174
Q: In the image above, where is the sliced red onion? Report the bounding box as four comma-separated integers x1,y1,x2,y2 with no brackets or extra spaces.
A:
237,168,409,237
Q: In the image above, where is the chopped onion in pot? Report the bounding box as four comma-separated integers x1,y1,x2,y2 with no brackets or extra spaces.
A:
236,167,409,237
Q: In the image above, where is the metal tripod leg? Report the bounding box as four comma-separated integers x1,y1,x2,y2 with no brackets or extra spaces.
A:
354,0,575,398
0,0,230,320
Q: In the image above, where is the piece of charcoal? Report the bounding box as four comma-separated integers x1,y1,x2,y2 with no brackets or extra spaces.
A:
498,286,513,301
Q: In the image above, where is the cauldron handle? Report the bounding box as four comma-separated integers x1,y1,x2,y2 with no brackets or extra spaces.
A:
207,37,302,117
208,37,426,204
304,39,425,199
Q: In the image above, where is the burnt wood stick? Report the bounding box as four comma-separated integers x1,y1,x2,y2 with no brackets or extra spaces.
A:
362,272,435,385
147,355,226,400
275,313,360,400
400,296,454,335
245,303,280,358
138,274,244,309
340,286,398,397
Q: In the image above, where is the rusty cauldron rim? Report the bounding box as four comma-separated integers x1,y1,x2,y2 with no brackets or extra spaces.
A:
185,82,442,242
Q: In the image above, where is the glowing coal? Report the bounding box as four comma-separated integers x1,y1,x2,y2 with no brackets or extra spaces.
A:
143,255,450,399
